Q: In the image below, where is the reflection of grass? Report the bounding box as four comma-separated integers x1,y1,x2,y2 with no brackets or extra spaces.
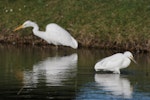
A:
0,0,150,51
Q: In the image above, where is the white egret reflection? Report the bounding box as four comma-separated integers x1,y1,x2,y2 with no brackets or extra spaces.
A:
95,74,133,99
23,53,78,87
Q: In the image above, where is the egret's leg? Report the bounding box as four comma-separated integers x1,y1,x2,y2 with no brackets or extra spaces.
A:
55,45,58,50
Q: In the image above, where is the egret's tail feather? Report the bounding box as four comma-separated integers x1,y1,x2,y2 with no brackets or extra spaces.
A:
71,37,78,49
94,64,106,71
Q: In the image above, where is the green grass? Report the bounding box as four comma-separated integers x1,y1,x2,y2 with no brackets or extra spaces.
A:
0,0,150,51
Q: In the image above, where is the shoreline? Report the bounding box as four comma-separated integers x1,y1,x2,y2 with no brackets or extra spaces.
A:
0,34,149,53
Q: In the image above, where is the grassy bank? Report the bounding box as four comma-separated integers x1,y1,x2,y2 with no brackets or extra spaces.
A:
0,0,150,52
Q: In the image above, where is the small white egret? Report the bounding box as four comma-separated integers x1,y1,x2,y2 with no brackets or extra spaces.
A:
13,20,78,49
94,51,137,74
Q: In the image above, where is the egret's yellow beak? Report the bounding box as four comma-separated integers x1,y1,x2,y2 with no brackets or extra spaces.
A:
13,25,23,32
130,57,137,64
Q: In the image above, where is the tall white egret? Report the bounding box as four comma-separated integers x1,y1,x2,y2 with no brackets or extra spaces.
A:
94,51,137,74
14,20,78,49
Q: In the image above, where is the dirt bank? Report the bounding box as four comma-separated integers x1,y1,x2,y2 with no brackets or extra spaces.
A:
0,33,149,53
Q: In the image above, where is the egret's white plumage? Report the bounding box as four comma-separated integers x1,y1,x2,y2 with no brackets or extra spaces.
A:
14,20,78,49
94,51,136,74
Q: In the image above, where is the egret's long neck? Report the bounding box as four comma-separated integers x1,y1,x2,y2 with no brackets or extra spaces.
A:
31,22,39,34
31,22,46,39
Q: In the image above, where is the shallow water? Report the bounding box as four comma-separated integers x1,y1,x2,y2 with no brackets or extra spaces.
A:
0,45,149,100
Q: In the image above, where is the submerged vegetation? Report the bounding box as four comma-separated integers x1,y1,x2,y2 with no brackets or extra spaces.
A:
0,0,150,52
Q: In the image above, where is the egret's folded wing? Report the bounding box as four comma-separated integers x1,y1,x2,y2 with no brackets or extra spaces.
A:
95,53,124,70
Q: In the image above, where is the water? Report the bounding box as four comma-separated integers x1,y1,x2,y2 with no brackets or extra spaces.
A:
0,45,149,100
